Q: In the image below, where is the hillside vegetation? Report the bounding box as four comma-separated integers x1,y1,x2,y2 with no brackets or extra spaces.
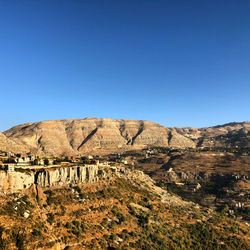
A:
0,168,249,249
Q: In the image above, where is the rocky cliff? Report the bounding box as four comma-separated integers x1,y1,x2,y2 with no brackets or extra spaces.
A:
0,165,99,192
1,118,249,156
0,170,34,191
35,165,98,188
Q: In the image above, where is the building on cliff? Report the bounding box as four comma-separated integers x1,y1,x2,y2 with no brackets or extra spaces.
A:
5,164,15,172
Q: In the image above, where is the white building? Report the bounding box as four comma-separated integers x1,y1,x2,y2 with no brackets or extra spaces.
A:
5,164,15,172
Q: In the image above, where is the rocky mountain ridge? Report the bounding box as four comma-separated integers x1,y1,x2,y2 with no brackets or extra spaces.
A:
1,118,249,156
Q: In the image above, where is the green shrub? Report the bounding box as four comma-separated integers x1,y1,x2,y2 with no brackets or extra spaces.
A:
79,193,87,199
137,213,149,227
0,226,7,249
65,222,71,229
81,222,87,233
32,229,42,237
12,231,25,250
72,220,80,228
71,230,80,236
101,218,108,227
47,213,55,225
73,186,81,193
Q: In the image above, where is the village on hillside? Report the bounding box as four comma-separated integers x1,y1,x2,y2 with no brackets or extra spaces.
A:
0,147,249,222
0,151,114,172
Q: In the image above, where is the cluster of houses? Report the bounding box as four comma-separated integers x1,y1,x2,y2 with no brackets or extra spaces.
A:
0,152,111,172
0,152,51,172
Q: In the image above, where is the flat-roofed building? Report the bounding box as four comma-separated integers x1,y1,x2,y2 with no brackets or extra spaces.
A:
5,164,15,172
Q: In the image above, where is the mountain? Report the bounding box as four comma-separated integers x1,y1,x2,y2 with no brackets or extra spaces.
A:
0,132,29,154
1,118,250,156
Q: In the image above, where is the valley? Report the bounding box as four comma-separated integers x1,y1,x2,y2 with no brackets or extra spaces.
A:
0,118,249,249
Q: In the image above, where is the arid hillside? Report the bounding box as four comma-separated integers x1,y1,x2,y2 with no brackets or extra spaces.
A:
0,132,29,154
1,118,249,156
0,166,249,249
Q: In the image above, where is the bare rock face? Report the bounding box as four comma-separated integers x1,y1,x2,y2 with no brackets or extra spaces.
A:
0,165,99,192
3,118,173,155
168,130,196,148
1,118,249,156
35,165,98,188
0,171,34,191
0,171,8,191
0,132,29,153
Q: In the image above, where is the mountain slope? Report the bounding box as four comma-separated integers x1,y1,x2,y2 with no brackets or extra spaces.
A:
0,132,29,154
0,166,249,249
2,118,250,156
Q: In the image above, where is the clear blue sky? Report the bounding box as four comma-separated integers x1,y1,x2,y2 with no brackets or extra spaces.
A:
0,0,249,131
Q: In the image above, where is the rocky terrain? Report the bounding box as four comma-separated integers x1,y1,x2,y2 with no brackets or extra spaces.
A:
115,148,250,221
0,165,249,249
0,165,99,192
0,133,29,154
0,118,249,249
1,118,249,156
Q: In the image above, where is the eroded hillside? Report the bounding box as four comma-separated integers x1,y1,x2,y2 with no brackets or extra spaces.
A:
2,118,249,156
0,132,29,154
113,148,250,222
0,166,249,249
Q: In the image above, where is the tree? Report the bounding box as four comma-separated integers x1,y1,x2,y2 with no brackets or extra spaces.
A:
44,158,49,166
